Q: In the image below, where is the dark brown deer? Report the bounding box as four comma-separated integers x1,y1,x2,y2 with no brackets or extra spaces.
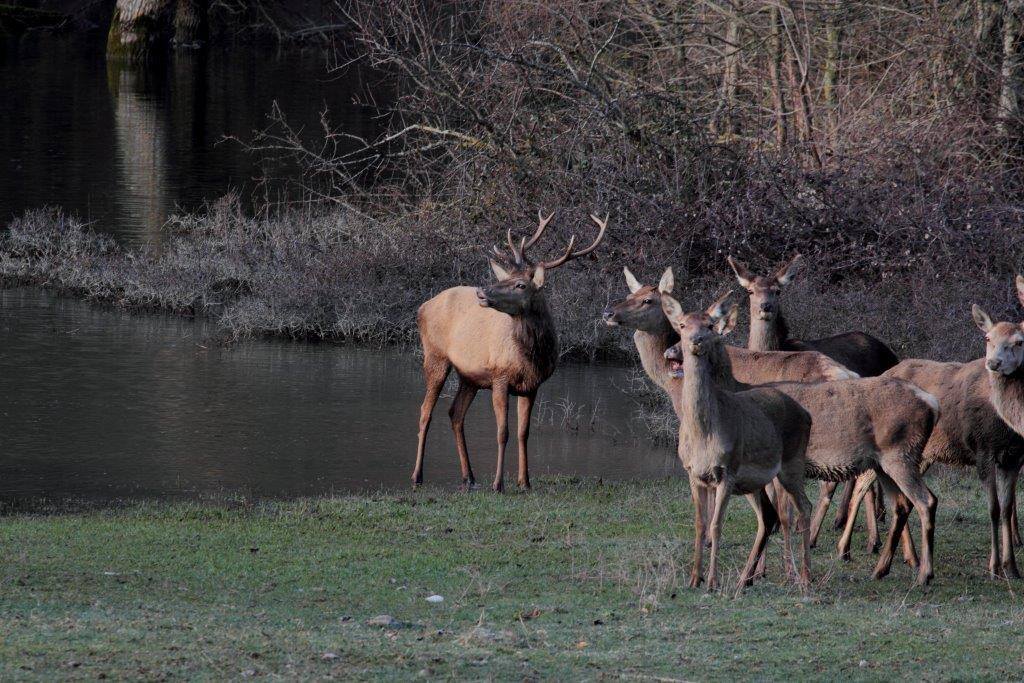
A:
660,291,814,592
728,254,899,546
412,211,607,492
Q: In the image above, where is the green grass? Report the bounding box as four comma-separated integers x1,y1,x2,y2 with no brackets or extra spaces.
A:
2,476,1023,681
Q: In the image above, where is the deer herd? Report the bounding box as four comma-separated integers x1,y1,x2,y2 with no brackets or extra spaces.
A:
412,210,1024,593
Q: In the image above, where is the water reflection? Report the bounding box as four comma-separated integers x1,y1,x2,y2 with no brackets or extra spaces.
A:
0,290,679,501
1,35,382,242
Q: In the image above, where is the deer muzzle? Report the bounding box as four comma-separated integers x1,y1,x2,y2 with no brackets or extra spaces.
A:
476,288,490,307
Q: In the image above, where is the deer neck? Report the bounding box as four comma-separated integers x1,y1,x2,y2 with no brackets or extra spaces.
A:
990,368,1024,437
678,343,740,446
748,308,789,351
513,298,559,378
633,318,679,390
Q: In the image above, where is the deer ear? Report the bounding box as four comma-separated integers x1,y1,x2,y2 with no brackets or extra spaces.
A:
775,253,803,286
623,267,642,294
716,304,739,336
660,293,684,321
727,256,753,289
972,304,994,333
532,264,546,288
658,267,674,294
705,290,734,319
489,259,511,281
1016,274,1024,309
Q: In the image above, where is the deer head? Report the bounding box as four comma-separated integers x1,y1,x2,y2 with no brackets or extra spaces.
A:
477,210,608,316
973,277,1024,376
660,288,737,377
727,253,802,321
601,266,675,332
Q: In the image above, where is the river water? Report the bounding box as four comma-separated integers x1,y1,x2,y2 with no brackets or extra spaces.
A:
0,288,677,499
0,36,677,500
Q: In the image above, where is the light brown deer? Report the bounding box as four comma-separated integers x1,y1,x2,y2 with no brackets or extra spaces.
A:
660,291,813,592
868,277,1024,578
412,211,607,492
728,254,899,547
602,268,886,559
663,295,940,586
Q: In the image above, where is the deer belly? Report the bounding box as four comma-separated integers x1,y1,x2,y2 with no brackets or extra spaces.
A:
730,461,781,495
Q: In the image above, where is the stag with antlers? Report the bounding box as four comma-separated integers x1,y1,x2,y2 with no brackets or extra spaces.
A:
412,211,608,491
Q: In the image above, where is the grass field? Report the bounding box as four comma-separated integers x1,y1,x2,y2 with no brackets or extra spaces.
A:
2,475,1023,681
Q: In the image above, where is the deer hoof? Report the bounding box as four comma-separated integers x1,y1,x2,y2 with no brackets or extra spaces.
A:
517,478,531,490
1002,564,1021,580
688,574,703,589
491,480,504,493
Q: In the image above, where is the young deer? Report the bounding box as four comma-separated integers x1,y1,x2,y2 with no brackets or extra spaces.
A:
874,277,1024,578
660,291,813,592
728,254,899,546
664,296,940,586
412,211,607,492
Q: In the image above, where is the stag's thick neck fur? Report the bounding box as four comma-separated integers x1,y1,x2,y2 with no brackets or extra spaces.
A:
513,298,559,383
748,310,790,351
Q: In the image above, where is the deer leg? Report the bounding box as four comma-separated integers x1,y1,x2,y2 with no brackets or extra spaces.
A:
871,474,911,581
1012,472,1022,548
738,491,774,591
832,481,855,531
448,380,478,489
412,358,451,488
490,382,509,493
864,483,881,555
703,491,715,549
515,393,535,490
688,478,706,589
809,481,838,548
838,471,876,561
882,460,937,586
777,463,813,590
706,482,731,593
996,465,1021,579
754,482,783,580
986,468,1002,577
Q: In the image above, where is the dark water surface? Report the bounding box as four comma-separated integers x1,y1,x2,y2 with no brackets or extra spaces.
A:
1,34,380,242
0,289,678,500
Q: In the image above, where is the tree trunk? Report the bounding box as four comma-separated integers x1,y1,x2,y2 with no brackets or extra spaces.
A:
767,3,787,150
821,0,842,150
717,7,741,138
997,0,1024,138
107,0,175,61
173,0,208,47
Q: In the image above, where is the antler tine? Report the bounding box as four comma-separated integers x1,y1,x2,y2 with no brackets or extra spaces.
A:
541,235,576,270
524,210,555,251
505,229,524,265
573,213,609,258
540,212,609,271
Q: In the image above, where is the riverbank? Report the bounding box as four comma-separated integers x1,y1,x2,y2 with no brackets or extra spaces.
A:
0,476,1020,680
0,202,1016,365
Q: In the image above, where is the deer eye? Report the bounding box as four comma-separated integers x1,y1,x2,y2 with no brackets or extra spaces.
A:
746,289,754,294
515,283,527,289
985,336,991,342
642,298,653,305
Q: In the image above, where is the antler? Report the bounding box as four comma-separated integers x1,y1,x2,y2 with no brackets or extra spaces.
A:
525,210,555,251
542,213,609,270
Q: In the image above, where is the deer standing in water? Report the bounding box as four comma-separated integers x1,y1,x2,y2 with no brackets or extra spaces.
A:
660,291,814,591
869,277,1024,578
412,211,607,492
728,254,900,550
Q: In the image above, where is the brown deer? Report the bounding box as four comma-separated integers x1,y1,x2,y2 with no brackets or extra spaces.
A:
866,277,1024,578
663,295,939,586
660,291,813,592
412,211,607,492
602,268,886,559
728,254,899,547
